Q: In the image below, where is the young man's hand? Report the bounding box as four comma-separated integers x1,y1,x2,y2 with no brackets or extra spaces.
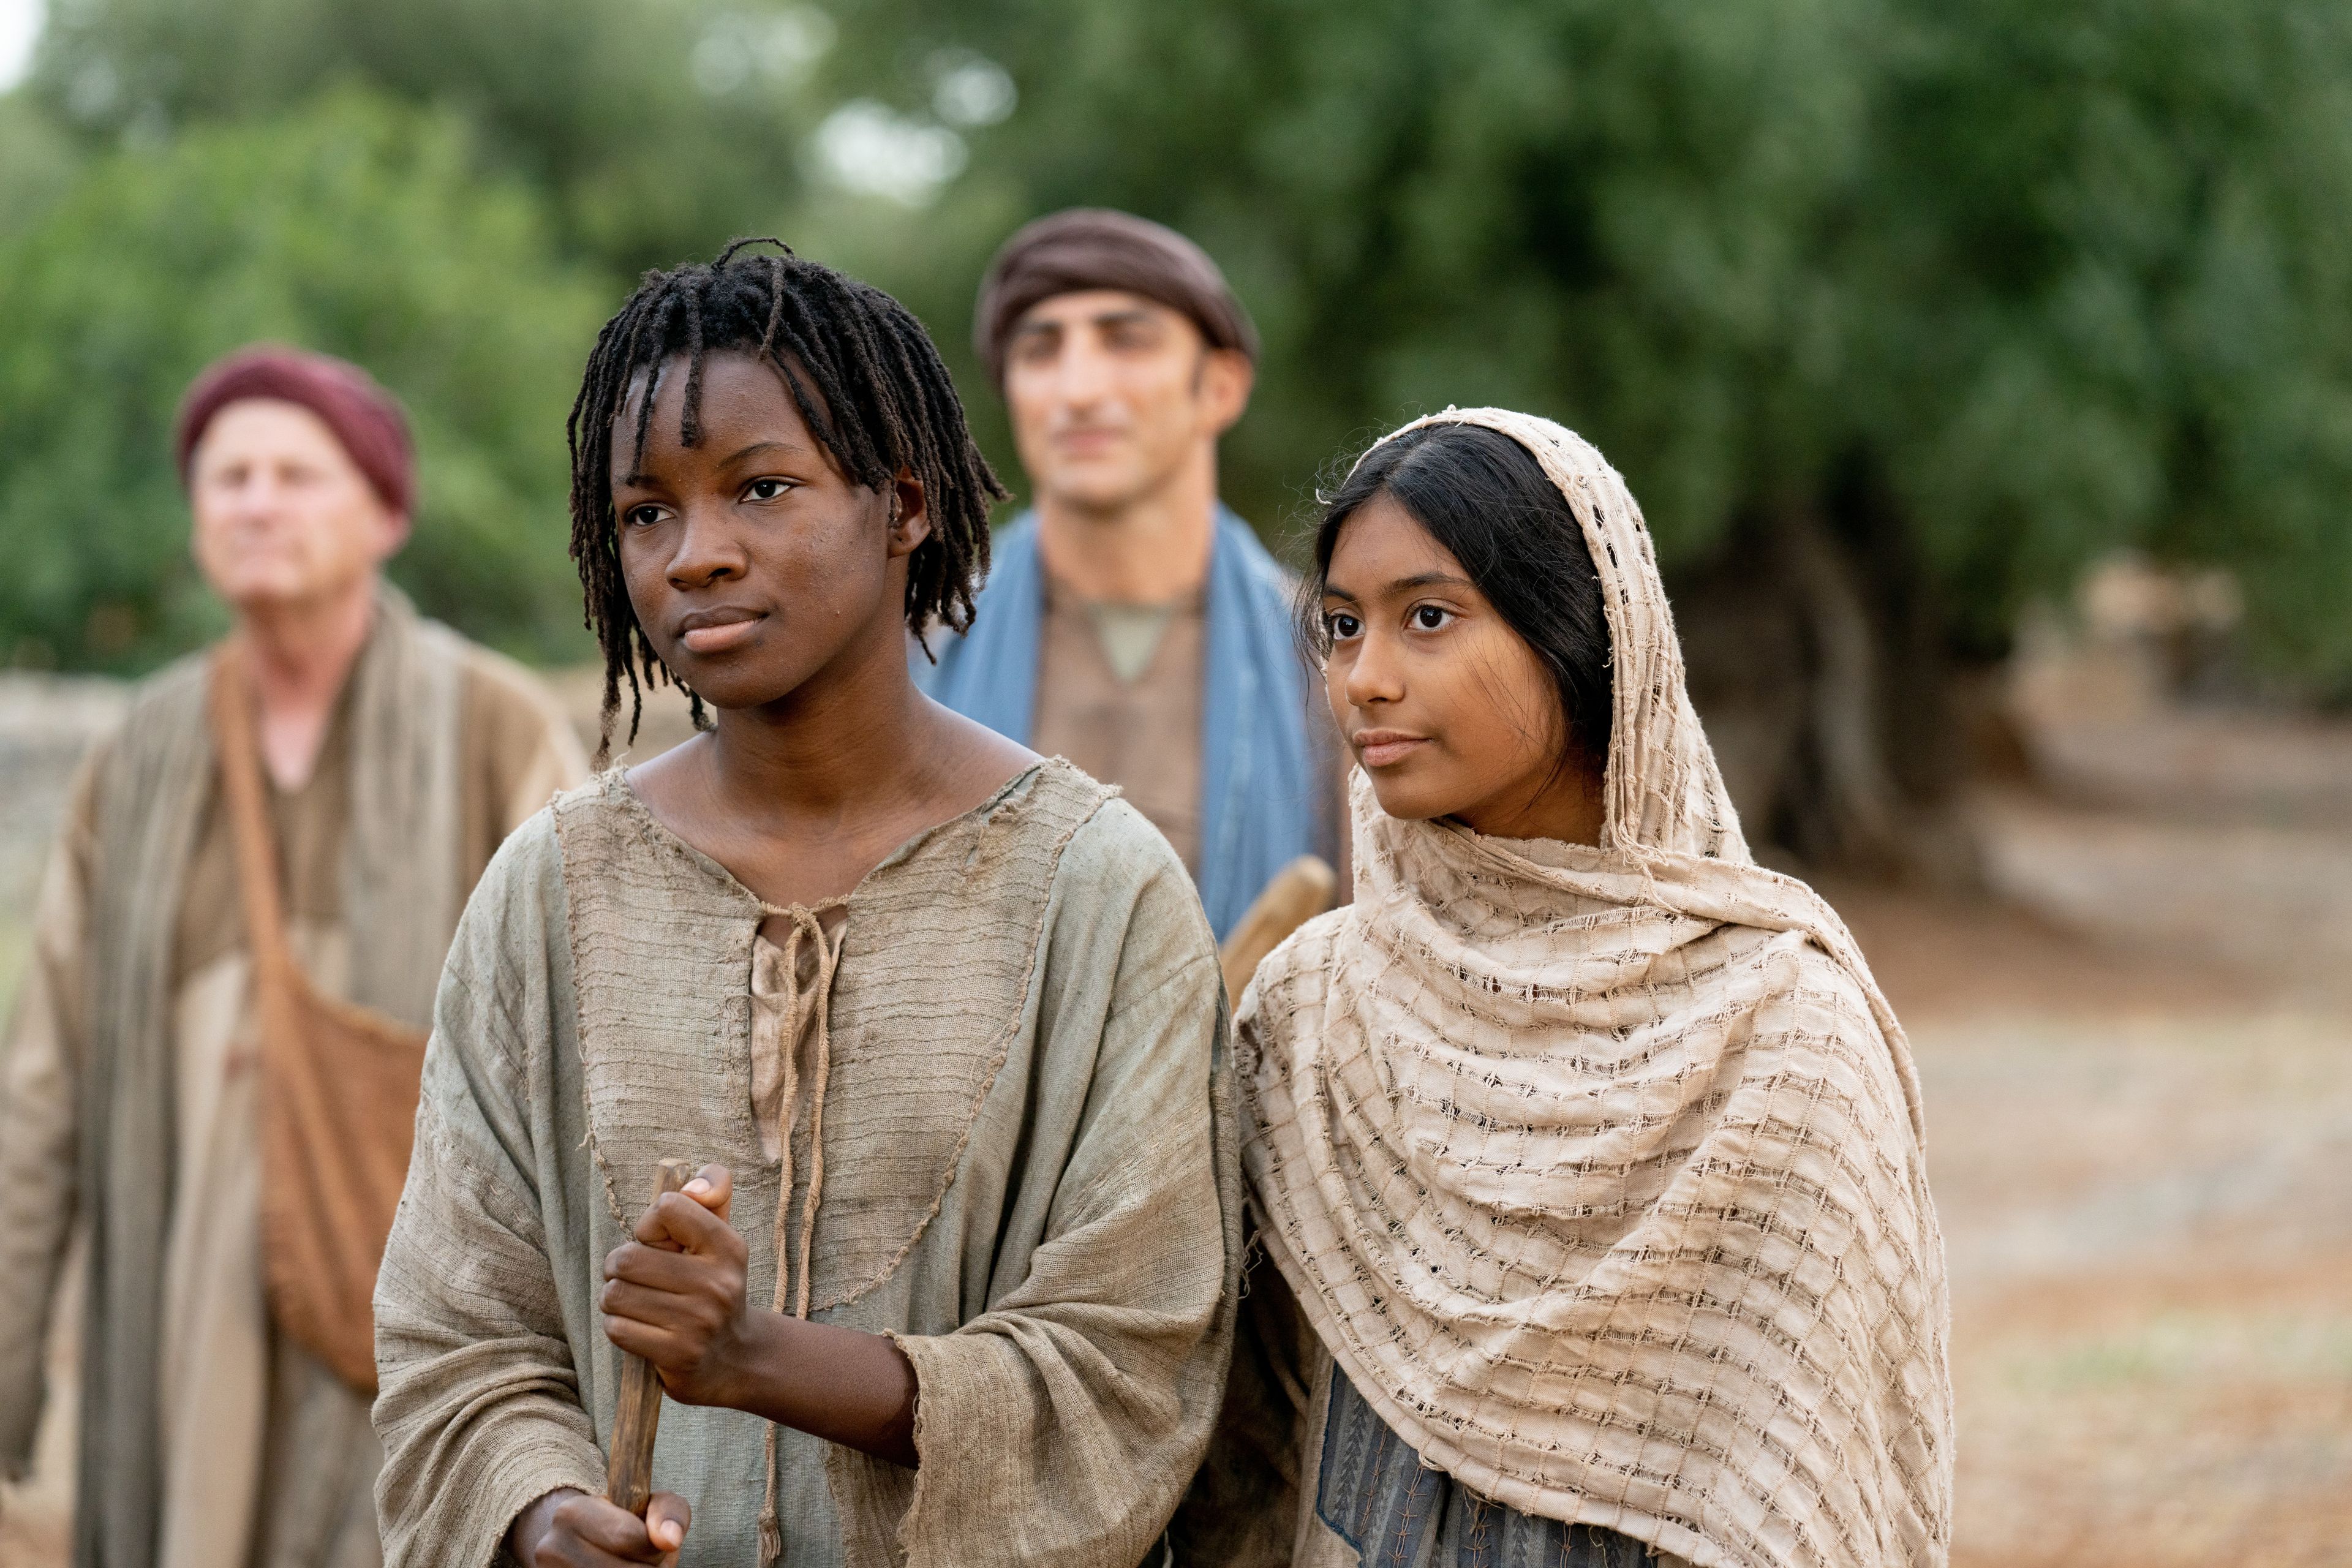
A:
599,1159,921,1469
601,1163,767,1408
510,1488,690,1566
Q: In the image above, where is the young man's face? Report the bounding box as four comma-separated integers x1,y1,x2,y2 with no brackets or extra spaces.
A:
609,349,929,715
189,399,407,614
1001,289,1252,516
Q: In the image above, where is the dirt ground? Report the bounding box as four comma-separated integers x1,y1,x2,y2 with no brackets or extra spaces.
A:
1834,700,2352,1567
1,673,2346,1564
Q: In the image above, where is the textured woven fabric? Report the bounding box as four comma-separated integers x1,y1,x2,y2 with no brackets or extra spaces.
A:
0,608,583,1568
62,589,467,1568
1239,409,1951,1568
372,761,1242,1568
1316,1372,1657,1568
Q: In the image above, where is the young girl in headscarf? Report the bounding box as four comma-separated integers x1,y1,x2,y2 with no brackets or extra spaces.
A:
1184,410,1951,1568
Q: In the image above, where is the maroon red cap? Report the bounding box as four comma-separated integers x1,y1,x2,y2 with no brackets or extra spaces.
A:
174,345,416,518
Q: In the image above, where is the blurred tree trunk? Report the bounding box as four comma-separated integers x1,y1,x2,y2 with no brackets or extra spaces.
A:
1676,483,1985,886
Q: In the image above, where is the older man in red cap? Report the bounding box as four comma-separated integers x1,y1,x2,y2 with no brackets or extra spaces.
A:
923,209,1341,941
0,346,586,1568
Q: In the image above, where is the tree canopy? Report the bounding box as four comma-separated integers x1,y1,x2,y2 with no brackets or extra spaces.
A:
4,0,2350,696
0,89,606,669
843,0,2352,683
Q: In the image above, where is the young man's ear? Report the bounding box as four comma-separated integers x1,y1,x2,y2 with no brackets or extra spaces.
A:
1199,348,1255,437
886,471,932,556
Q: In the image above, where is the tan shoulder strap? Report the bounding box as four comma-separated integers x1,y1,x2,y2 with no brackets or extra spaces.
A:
206,636,430,1396
207,641,298,987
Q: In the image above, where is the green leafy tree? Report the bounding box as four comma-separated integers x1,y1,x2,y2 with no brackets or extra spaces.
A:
823,0,1942,859
12,0,2352,862
826,0,2352,861
0,91,85,244
24,0,832,273
0,87,609,670
1850,0,2352,680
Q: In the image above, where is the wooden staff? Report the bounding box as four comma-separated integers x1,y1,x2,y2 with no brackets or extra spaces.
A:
606,1157,694,1515
1218,855,1338,1003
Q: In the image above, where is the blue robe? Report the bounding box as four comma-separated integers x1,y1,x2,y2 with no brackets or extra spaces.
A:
918,508,1325,939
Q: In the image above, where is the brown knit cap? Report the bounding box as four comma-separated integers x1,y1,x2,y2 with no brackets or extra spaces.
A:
974,208,1259,386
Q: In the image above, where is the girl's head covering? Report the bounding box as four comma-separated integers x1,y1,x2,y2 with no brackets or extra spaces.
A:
1242,407,1953,1567
1353,406,1748,861
175,345,417,518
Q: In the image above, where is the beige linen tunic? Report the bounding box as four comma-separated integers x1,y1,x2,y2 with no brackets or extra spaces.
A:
0,647,586,1568
371,760,1242,1568
1030,577,1207,871
1025,567,1354,894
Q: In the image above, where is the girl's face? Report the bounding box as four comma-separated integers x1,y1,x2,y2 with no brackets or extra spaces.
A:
1322,492,1604,842
610,350,928,714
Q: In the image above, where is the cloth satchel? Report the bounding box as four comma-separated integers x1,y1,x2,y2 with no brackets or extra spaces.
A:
210,643,426,1396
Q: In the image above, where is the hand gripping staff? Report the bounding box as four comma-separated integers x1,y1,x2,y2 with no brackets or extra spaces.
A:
598,859,1332,1510
606,1157,694,1515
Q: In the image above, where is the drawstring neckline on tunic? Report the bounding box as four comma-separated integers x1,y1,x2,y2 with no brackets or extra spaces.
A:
754,899,845,1567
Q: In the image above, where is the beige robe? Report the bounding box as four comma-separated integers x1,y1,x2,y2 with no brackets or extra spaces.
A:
1216,410,1950,1568
371,760,1242,1568
0,638,586,1568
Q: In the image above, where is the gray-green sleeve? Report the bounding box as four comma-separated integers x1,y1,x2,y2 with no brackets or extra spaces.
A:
371,815,606,1567
0,754,99,1477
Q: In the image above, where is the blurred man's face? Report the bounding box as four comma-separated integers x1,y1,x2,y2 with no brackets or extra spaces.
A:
189,399,407,613
1002,289,1252,515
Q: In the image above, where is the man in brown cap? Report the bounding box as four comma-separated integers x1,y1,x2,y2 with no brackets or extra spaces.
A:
924,209,1336,938
0,346,586,1568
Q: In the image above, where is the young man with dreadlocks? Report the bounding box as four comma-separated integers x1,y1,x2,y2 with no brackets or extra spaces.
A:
370,242,1240,1568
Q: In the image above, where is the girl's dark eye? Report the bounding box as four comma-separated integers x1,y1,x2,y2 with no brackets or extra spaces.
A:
624,505,665,528
747,478,791,502
1325,611,1362,641
1413,605,1453,630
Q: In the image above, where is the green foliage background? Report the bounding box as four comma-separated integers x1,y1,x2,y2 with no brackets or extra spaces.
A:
0,89,607,668
3,0,2350,686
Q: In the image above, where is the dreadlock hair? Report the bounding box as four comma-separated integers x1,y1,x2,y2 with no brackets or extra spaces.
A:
567,236,1006,759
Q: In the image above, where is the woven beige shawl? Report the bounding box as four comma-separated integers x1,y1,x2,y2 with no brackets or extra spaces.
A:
1241,409,1952,1568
